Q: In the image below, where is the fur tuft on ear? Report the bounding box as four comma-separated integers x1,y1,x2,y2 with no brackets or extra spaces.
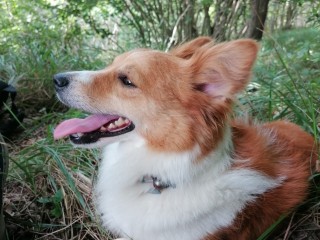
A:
189,39,259,99
170,37,214,59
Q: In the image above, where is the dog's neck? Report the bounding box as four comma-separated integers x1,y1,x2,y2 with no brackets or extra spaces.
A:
100,126,234,189
141,175,176,194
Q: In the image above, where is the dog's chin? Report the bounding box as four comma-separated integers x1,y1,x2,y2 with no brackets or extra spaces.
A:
70,129,136,149
69,122,135,148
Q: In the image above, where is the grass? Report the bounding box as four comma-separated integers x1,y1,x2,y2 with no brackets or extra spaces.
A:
243,28,320,134
5,115,112,239
1,27,319,239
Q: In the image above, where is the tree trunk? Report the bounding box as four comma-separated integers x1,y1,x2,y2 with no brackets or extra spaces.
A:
201,4,211,36
246,0,270,40
183,0,196,41
211,0,234,41
284,1,297,30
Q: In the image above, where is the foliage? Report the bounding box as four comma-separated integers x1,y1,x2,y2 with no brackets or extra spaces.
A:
241,28,320,138
0,0,319,96
0,0,319,239
38,189,64,218
2,26,318,239
0,0,109,98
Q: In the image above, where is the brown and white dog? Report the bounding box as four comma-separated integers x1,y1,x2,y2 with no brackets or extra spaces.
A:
53,37,318,240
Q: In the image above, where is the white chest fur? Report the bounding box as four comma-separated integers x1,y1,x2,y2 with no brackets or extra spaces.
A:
94,137,280,240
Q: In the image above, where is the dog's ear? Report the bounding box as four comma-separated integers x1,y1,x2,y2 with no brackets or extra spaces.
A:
170,37,213,59
189,39,259,99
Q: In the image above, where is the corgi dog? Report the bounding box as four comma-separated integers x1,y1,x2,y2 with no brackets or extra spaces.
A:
53,37,318,240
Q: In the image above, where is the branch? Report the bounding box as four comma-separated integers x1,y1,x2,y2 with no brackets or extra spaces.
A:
165,4,190,52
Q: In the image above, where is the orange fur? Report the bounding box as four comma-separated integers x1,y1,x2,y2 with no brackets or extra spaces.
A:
80,39,260,154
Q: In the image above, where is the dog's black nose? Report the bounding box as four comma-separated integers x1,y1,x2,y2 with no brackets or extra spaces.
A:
53,73,70,89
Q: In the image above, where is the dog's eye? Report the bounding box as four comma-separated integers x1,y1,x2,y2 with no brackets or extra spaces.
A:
118,74,136,88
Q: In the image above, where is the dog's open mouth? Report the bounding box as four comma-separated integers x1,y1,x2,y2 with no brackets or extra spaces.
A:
54,114,135,144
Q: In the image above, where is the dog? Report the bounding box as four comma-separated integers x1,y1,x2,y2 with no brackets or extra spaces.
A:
53,37,318,240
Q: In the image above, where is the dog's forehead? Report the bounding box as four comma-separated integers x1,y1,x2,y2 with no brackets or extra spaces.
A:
108,49,179,80
113,49,169,68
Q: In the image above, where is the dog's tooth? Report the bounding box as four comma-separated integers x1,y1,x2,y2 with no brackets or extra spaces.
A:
100,126,107,132
108,123,116,129
124,118,130,124
115,117,124,126
71,133,83,138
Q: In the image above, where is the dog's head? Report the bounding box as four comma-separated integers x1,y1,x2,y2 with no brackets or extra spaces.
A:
54,37,258,154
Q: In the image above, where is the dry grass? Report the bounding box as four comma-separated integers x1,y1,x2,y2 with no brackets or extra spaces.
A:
3,103,113,240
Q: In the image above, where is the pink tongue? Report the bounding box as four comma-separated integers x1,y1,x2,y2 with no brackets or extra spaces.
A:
54,114,119,140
